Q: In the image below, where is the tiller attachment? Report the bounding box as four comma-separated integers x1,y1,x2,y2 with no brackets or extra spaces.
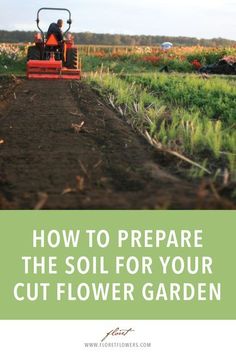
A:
27,53,81,80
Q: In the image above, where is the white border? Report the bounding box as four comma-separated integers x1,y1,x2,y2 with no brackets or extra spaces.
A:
0,320,235,353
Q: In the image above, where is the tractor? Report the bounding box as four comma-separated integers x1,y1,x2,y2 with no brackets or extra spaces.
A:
26,7,81,80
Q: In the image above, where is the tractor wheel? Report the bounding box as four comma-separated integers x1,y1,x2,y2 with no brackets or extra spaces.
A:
27,46,41,61
66,47,78,69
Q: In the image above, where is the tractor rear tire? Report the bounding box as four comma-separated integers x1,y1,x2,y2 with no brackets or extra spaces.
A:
66,47,78,69
27,46,41,61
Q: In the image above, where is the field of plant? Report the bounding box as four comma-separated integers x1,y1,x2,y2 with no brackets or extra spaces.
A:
88,71,236,182
1,43,236,74
81,45,236,73
0,44,26,74
1,43,236,207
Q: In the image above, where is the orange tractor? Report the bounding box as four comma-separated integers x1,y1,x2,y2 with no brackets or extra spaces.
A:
27,7,81,80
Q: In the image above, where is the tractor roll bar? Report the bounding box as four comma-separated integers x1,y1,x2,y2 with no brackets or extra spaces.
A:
36,7,72,42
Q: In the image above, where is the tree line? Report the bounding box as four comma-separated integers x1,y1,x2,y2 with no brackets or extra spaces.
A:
0,30,235,47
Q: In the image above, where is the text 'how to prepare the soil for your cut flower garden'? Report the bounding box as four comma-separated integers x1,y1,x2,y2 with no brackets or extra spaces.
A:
13,228,221,303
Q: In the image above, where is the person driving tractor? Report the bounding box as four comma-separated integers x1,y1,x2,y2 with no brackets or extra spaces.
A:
27,8,80,80
46,19,64,41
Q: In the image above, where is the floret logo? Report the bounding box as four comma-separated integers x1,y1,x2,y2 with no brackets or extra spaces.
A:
101,327,135,342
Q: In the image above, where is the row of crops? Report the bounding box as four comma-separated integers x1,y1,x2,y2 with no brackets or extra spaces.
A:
88,72,236,180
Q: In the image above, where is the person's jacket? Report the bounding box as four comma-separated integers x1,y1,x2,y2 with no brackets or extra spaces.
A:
46,23,63,42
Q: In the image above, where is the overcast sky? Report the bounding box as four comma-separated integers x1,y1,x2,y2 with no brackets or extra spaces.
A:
0,0,235,39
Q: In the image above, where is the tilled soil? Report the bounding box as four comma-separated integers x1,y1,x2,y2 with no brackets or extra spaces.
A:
0,76,235,209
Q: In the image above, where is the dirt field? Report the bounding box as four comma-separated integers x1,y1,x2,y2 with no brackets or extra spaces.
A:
0,76,235,209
